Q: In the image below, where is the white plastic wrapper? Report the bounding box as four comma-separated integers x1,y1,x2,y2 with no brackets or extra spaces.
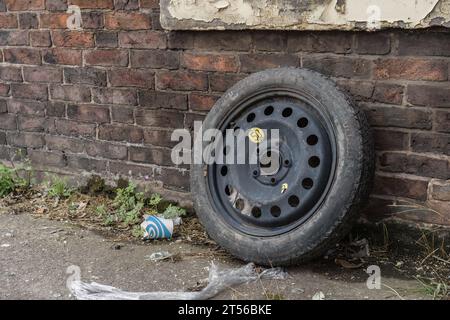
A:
69,263,288,300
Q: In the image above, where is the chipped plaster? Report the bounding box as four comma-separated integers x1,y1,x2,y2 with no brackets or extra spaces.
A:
160,0,450,30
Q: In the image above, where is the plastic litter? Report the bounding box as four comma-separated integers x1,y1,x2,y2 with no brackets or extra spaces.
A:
145,251,173,262
69,262,287,300
140,215,182,240
312,291,325,300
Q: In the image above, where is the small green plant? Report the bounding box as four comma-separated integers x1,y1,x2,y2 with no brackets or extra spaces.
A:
149,193,162,207
0,164,16,197
46,175,74,199
131,224,144,238
161,204,187,219
112,183,145,226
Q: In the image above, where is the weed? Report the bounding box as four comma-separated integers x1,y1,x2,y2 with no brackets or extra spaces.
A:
161,204,187,219
131,225,144,238
0,165,16,197
0,160,33,197
416,276,448,300
46,175,74,199
112,183,145,227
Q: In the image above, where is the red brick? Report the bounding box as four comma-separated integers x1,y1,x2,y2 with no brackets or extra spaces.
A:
5,0,45,11
46,101,65,117
374,129,409,151
17,115,48,132
81,12,104,29
288,32,352,54
46,135,84,153
182,53,238,72
374,173,429,201
240,53,298,73
39,13,70,29
109,69,154,88
337,80,374,101
156,71,208,91
23,66,62,83
114,0,139,10
209,73,246,92
168,31,194,50
105,12,151,30
0,84,9,97
119,31,166,49
364,105,432,130
64,67,107,86
135,109,184,128
69,0,113,9
429,180,450,201
130,50,179,69
19,12,38,29
0,30,29,46
253,32,287,52
66,155,107,173
4,48,41,65
86,141,127,160
189,93,219,112
95,31,117,48
140,0,159,9
0,66,22,82
156,167,189,191
379,152,450,180
111,105,134,124
0,113,17,130
138,91,187,110
435,110,450,133
46,0,68,11
0,14,18,28
354,32,391,55
30,30,52,47
50,85,91,102
302,56,371,79
7,132,44,148
411,132,450,156
372,83,404,105
11,83,48,101
99,124,143,143
28,150,66,168
398,33,450,57
43,48,82,65
374,58,448,81
143,129,177,148
67,104,110,123
407,85,450,108
7,100,46,116
194,31,251,51
84,49,128,67
55,119,96,138
52,31,94,48
92,88,137,106
129,146,172,166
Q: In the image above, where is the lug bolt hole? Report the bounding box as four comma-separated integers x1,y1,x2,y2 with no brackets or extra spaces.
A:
252,207,262,218
270,206,281,217
307,135,318,146
288,195,300,207
264,106,274,116
220,166,228,176
302,178,314,190
308,156,320,168
247,113,256,123
253,170,259,177
297,117,308,128
282,108,293,117
284,159,290,166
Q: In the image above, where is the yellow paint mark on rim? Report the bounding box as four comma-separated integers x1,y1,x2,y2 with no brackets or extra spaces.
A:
248,127,265,144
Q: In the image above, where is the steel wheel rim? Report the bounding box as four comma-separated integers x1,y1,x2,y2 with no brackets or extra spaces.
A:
206,88,337,237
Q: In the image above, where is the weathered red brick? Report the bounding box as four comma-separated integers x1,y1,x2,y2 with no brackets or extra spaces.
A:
19,12,38,29
353,32,391,55
67,104,110,123
0,30,29,46
18,115,48,132
288,31,352,54
105,12,151,30
374,173,429,201
194,31,251,51
182,53,238,73
4,48,41,65
84,49,128,67
86,141,127,160
55,119,96,138
66,155,107,173
23,66,62,83
130,50,179,69
0,66,22,82
30,30,52,47
92,88,137,106
407,84,450,108
119,31,166,49
98,124,143,143
302,56,371,79
138,91,187,110
156,71,208,91
46,135,84,153
143,129,177,148
39,13,70,29
240,53,298,73
372,83,404,105
109,69,154,88
209,73,246,92
0,113,17,130
129,146,172,166
135,109,184,128
69,0,113,9
435,110,450,133
52,31,95,48
364,105,432,130
140,0,159,9
43,48,82,65
0,14,18,28
5,0,45,11
189,93,219,112
429,180,450,201
374,58,448,81
111,105,134,124
50,85,91,102
7,100,46,116
374,129,409,151
411,132,450,156
11,83,48,101
7,132,44,148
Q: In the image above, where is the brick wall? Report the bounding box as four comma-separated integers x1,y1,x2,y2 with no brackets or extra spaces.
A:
0,0,449,225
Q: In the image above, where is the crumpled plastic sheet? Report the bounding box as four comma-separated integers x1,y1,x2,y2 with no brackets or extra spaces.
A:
69,263,288,300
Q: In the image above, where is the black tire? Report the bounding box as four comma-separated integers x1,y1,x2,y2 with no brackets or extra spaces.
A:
191,68,374,266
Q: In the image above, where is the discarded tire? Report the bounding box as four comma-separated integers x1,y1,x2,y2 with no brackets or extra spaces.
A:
191,68,374,266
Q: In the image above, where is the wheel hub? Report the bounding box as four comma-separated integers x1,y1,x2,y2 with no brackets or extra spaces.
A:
207,92,335,237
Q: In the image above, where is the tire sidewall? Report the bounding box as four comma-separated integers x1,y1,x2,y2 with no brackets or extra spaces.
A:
191,68,369,265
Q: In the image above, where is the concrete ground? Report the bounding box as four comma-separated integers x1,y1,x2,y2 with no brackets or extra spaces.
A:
0,212,432,300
